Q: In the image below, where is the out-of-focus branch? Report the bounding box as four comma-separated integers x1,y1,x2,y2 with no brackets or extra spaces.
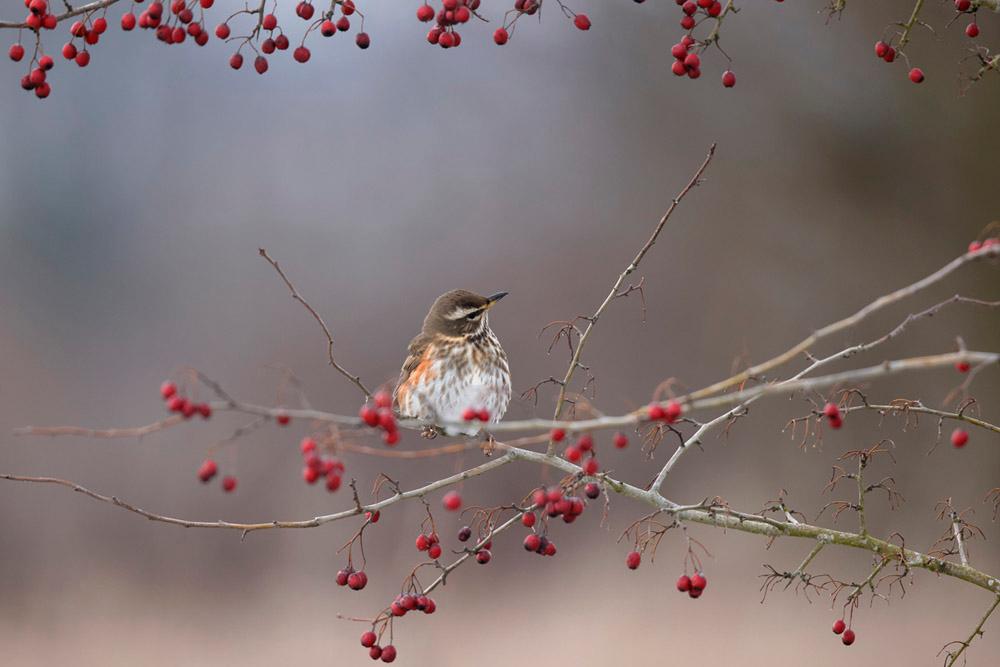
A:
0,0,119,29
258,248,371,400
546,143,716,454
687,243,1000,403
941,595,1000,667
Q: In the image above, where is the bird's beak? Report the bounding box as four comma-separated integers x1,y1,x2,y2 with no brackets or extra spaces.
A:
485,291,508,309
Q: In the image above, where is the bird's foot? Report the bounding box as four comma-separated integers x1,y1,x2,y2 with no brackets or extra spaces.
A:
421,425,442,439
480,434,496,457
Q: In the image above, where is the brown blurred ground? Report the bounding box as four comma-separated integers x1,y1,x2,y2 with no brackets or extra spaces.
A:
1,1,999,665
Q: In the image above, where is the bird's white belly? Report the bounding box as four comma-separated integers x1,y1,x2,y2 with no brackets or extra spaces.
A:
408,358,510,435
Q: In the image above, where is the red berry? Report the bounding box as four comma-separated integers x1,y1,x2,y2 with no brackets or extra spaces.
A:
221,476,237,493
564,445,582,463
477,408,490,422
359,405,379,427
584,482,600,499
573,14,591,30
34,82,51,98
966,23,979,38
356,32,370,49
347,571,368,590
521,512,536,528
524,534,542,551
276,412,290,425
275,34,289,50
676,575,692,592
254,55,268,74
883,46,896,62
366,510,380,523
9,43,25,62
462,407,477,421
198,403,212,419
671,43,687,59
690,573,707,591
476,549,492,564
373,391,391,409
493,27,508,45
61,42,77,59
197,459,218,482
874,41,889,58
428,543,442,559
293,46,311,63
543,542,557,556
92,17,107,34
823,402,840,419
626,551,641,569
680,15,695,29
360,631,377,648
342,0,356,15
416,534,429,551
583,458,599,475
300,437,317,455
613,432,628,449
335,568,352,586
842,629,856,646
380,645,397,663
158,381,178,399
671,60,686,76
303,467,320,484
458,525,472,541
688,587,703,598
576,434,593,452
664,400,682,423
955,361,971,373
648,403,666,420
216,23,231,38
832,619,846,635
336,16,350,31
908,67,925,84
326,473,342,492
262,13,277,30
829,415,843,430
955,0,971,10
951,428,969,448
442,490,462,511
383,430,400,446
722,70,736,87
369,646,383,660
229,52,243,69
550,428,566,442
417,4,434,22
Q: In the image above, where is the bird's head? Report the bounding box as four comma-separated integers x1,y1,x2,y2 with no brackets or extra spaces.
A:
422,289,508,338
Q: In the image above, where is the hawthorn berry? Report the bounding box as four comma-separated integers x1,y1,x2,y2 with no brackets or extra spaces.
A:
9,43,25,62
303,467,320,484
626,551,641,569
550,428,566,442
300,437,317,455
221,476,237,492
521,512,536,528
61,42,77,59
254,55,268,74
832,619,846,635
966,22,979,38
676,574,692,592
951,428,968,448
691,572,707,591
369,646,383,660
428,543,442,559
688,587,703,598
442,490,462,511
524,534,541,551
160,381,178,399
477,408,490,422
956,361,971,373
197,459,218,483
383,430,400,446
336,567,352,586
417,4,435,22
613,432,628,449
584,482,600,499
457,525,472,541
216,23,231,39
92,17,107,34
722,70,736,87
583,458,600,475
372,391,391,409
908,67,925,84
366,510,381,523
564,446,582,463
577,434,594,451
493,27,508,45
416,534,430,551
955,0,971,10
360,632,377,648
326,473,342,492
883,46,896,63
543,542,557,556
476,549,492,564
842,629,856,646
262,13,277,30
198,403,212,419
347,570,368,590
359,405,379,427
380,645,397,663
356,32,371,49
573,14,591,30
462,407,478,421
275,34,290,50
34,82,51,98
276,412,291,425
336,16,350,31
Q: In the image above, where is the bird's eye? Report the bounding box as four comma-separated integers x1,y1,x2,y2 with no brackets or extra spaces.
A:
466,311,481,321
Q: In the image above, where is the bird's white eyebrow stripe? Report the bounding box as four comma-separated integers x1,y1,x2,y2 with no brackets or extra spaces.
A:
447,306,482,320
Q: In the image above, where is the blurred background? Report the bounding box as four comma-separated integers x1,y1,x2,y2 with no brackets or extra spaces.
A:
1,0,998,665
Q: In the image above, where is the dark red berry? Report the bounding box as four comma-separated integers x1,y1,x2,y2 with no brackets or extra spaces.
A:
626,551,641,569
832,619,846,635
457,525,472,541
476,549,492,564
842,629,856,646
676,575,692,592
380,645,396,663
360,631,377,648
584,482,600,499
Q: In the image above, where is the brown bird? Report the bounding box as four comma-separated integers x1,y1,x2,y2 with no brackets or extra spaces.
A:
394,290,511,435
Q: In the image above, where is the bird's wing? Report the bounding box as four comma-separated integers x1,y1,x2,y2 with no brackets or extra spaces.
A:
393,333,432,413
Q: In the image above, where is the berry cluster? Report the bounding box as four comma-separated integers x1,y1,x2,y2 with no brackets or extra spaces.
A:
562,433,601,475
132,1,211,48
832,618,857,646
666,0,738,88
461,406,491,422
822,402,843,430
390,592,437,617
648,400,683,423
336,565,369,591
359,391,399,445
360,633,397,663
492,0,591,47
873,40,924,84
300,437,346,491
161,381,212,420
415,531,443,559
196,458,237,492
968,237,999,253
954,1,980,39
418,0,476,49
675,572,708,598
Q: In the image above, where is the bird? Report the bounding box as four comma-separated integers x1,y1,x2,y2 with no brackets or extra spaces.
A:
394,289,511,436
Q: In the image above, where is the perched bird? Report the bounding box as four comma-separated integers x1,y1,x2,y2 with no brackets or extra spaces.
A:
394,290,511,435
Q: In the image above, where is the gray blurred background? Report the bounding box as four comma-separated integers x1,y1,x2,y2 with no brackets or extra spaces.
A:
1,0,998,665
